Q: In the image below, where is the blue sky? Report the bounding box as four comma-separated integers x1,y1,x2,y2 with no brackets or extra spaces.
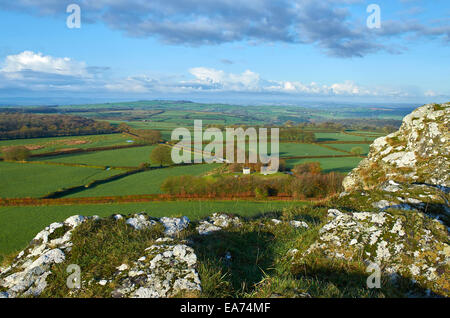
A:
0,0,449,105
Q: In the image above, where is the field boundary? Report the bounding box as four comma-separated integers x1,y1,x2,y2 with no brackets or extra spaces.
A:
4,160,135,171
28,142,150,159
282,154,364,159
0,194,325,207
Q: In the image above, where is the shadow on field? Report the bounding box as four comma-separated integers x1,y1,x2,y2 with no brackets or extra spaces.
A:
290,259,443,298
189,229,276,295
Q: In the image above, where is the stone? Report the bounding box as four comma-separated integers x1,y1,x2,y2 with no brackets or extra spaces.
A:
64,215,86,228
290,220,309,229
303,209,449,296
126,214,156,230
196,221,222,235
159,216,190,236
113,240,201,298
116,264,129,271
343,103,449,192
196,214,241,235
372,200,392,209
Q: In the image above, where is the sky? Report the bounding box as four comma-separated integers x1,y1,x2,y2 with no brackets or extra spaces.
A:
0,0,449,105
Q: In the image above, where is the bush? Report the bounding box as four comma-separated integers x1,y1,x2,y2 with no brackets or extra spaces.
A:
150,145,173,167
350,147,363,156
292,162,321,176
160,169,343,199
2,146,31,161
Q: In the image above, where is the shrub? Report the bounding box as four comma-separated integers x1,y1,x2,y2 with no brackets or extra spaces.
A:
292,162,321,176
150,145,173,167
2,146,31,161
350,147,364,156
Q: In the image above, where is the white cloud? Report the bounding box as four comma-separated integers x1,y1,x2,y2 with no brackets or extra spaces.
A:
0,51,439,99
188,67,261,91
1,51,89,78
424,90,437,97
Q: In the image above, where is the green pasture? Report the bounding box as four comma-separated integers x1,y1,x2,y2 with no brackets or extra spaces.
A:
285,156,363,172
0,200,306,260
323,143,370,155
37,145,156,168
0,161,121,198
0,133,132,155
65,164,220,198
314,132,377,142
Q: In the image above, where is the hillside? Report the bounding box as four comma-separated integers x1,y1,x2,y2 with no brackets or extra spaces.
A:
0,103,448,298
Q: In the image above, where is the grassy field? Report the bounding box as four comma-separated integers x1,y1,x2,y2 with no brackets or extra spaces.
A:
315,132,377,142
278,143,343,157
37,145,156,167
0,200,306,260
66,164,220,198
0,133,133,155
286,156,363,172
0,162,121,198
323,143,371,155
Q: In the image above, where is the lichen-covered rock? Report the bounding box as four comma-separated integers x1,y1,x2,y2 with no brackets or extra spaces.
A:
125,214,157,230
159,216,190,236
290,220,309,229
343,103,449,191
196,213,241,235
0,215,89,297
303,209,449,296
112,238,201,298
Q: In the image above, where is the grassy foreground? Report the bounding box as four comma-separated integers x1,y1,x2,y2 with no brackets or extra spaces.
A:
0,200,305,260
13,205,410,298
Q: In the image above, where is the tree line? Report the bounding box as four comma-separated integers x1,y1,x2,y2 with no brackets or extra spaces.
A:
0,113,118,140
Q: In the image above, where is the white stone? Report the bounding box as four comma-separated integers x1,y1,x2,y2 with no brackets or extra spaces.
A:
159,216,190,236
290,220,309,229
64,215,86,228
197,221,222,235
116,264,129,271
126,215,156,230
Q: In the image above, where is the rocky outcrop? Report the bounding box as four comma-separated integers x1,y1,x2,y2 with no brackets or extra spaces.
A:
112,238,201,298
301,209,449,296
343,103,449,191
0,215,87,298
311,103,450,296
196,213,242,235
0,214,199,298
341,103,449,223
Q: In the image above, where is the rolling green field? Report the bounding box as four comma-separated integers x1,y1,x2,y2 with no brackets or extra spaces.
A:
0,200,306,260
66,164,220,197
285,156,363,172
38,145,156,167
315,132,377,142
323,143,371,155
0,162,121,198
278,143,342,157
0,133,133,155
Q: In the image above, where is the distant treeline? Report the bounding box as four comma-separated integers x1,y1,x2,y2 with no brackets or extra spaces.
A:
0,113,118,140
280,128,316,142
